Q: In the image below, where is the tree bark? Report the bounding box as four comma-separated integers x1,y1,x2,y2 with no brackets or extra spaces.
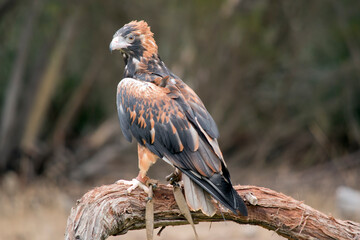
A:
65,183,360,240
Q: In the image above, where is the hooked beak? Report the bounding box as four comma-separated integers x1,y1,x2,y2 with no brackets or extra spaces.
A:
109,36,129,52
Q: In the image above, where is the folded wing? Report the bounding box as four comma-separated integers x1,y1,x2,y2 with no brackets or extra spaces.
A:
117,77,247,216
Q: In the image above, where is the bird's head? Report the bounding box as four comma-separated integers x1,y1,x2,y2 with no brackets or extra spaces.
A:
109,20,158,60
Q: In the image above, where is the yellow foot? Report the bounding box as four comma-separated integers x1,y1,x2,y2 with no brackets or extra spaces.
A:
116,178,150,194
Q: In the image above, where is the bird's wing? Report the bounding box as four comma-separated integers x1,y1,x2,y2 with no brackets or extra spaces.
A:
172,79,225,162
117,77,222,174
117,77,247,216
173,79,219,139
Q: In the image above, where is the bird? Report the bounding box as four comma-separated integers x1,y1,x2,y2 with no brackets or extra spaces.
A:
109,20,247,217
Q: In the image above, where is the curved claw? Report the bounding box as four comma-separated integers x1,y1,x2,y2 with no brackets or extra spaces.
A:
116,178,150,194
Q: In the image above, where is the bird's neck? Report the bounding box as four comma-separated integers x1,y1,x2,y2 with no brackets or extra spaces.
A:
123,55,172,82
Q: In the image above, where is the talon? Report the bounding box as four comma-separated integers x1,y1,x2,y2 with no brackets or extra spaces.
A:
116,178,150,194
116,179,132,185
166,169,182,184
146,179,159,187
140,183,151,194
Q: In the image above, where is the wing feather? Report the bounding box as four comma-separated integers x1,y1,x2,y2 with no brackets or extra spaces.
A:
116,77,247,216
117,104,132,142
175,80,219,139
117,77,223,175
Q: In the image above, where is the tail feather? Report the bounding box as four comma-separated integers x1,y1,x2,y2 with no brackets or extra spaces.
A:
181,169,248,216
183,174,216,216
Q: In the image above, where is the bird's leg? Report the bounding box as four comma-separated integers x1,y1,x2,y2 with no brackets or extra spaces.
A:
165,168,182,185
117,144,158,194
116,172,151,194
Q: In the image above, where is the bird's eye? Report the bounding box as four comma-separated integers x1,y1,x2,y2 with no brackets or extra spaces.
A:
126,34,135,43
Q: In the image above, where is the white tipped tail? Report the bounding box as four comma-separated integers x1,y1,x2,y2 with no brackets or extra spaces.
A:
183,174,216,217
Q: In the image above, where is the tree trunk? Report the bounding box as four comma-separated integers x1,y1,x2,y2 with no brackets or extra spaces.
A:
0,0,42,171
21,10,79,152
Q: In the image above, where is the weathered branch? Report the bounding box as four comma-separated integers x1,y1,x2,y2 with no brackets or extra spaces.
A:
65,183,360,240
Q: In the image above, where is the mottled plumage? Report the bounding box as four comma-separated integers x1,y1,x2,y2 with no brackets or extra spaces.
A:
110,20,247,216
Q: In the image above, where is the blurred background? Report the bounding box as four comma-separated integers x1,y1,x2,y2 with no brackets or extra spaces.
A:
1,0,360,239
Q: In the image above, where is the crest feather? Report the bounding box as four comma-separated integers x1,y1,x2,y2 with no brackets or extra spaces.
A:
127,20,153,37
126,20,158,58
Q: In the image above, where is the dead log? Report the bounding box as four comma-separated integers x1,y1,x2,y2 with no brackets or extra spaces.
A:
65,183,360,240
